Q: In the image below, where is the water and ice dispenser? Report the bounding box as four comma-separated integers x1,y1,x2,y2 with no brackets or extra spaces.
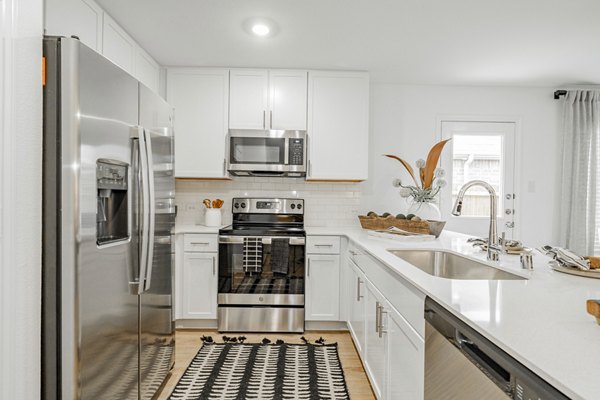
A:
96,159,129,245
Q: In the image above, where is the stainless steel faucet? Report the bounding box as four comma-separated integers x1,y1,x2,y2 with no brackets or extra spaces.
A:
452,180,500,261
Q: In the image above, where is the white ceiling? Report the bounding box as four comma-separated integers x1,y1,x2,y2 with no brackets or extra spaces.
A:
97,0,600,86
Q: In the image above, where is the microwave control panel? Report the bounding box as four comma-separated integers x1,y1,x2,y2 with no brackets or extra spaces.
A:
288,138,304,166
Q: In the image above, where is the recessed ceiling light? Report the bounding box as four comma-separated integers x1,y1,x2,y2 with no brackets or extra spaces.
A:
251,24,270,37
243,17,278,38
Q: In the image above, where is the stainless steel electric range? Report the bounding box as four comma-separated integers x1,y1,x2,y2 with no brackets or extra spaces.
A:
217,198,306,333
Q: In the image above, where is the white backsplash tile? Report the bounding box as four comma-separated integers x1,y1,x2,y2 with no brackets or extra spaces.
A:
176,177,363,228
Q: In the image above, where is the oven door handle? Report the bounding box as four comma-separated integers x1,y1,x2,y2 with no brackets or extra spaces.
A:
218,236,305,245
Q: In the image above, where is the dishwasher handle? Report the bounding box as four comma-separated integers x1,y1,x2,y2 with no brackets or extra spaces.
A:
455,331,512,394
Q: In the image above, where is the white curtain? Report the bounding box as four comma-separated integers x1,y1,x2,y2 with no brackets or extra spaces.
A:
559,90,600,256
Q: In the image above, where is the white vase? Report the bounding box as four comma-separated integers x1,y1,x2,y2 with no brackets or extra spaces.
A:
407,201,442,221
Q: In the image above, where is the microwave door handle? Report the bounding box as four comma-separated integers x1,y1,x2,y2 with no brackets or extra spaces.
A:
284,137,289,165
142,129,156,292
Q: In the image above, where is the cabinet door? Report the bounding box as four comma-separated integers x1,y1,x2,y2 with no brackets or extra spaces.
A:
307,71,369,181
167,68,229,178
269,70,308,130
347,260,366,355
45,0,103,51
102,13,136,74
386,305,424,400
135,46,160,93
306,255,340,321
229,69,269,129
182,253,217,319
365,281,386,399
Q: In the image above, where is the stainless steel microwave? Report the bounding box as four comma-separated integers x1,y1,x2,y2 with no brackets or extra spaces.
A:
226,130,307,177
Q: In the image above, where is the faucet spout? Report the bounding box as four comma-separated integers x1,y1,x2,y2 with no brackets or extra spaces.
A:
451,180,499,261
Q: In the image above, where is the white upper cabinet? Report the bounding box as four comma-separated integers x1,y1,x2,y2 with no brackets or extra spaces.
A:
102,13,136,74
229,69,269,129
307,71,369,181
167,68,230,178
229,69,308,130
135,46,160,93
45,0,103,51
269,70,308,130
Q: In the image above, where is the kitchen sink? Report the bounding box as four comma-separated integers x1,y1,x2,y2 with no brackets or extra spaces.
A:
388,249,526,280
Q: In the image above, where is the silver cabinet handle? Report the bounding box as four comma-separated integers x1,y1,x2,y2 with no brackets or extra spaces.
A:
356,277,363,301
349,250,360,256
270,110,273,128
223,158,226,175
263,110,266,129
212,257,216,275
315,244,333,247
191,242,210,245
379,308,388,338
307,259,310,277
375,301,381,333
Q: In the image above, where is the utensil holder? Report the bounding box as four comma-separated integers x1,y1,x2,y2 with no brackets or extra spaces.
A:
204,208,222,227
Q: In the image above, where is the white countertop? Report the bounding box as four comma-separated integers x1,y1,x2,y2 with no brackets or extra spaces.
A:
309,227,600,400
175,223,600,398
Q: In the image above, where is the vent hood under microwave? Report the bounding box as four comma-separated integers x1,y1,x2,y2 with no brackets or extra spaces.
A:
226,130,307,178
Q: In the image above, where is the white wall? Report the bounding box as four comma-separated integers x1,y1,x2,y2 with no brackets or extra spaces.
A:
176,178,362,228
0,0,43,398
361,84,561,247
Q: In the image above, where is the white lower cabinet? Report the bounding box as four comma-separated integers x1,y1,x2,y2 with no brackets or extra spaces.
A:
305,254,340,320
181,252,217,319
386,306,424,399
364,281,387,399
346,242,425,400
347,259,366,354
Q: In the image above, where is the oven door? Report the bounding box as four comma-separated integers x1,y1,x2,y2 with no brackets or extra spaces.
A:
218,235,305,306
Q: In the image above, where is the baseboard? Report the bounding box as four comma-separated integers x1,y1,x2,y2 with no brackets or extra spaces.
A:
305,321,348,331
175,319,218,329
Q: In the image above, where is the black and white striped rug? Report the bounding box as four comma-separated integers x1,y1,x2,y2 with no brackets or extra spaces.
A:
169,337,350,400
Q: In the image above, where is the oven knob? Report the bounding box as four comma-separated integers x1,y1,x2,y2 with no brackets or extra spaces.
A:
291,204,296,209
241,203,246,209
259,296,264,302
297,204,302,210
234,202,239,209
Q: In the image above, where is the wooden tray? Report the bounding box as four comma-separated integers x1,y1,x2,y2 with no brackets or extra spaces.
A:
358,215,430,235
549,264,600,279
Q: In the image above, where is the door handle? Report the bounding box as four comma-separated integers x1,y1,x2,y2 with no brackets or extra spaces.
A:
142,129,156,292
212,257,216,275
270,110,273,128
379,307,388,338
263,110,266,129
307,259,310,277
356,277,363,301
375,301,381,333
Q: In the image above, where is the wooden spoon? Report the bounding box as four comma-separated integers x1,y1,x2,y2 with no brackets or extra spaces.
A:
203,199,211,208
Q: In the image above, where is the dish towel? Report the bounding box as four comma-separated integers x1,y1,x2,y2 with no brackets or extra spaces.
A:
270,238,290,275
243,237,262,274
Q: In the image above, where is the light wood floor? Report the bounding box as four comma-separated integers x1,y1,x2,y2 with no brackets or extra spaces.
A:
156,330,375,400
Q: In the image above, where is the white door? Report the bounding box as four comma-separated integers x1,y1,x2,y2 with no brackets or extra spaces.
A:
440,121,517,239
167,68,229,178
305,255,340,321
348,260,366,355
182,253,217,319
229,69,269,129
365,281,386,399
269,70,308,130
386,305,424,400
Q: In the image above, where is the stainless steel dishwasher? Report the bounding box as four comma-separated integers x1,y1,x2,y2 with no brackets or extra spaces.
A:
424,297,570,399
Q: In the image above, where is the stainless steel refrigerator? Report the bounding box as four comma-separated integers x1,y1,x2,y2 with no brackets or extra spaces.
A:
42,36,176,400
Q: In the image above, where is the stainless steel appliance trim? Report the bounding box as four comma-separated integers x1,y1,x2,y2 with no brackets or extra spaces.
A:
155,235,171,245
136,127,150,295
218,236,306,245
218,306,304,333
284,137,289,165
230,197,304,215
59,37,81,400
218,293,304,306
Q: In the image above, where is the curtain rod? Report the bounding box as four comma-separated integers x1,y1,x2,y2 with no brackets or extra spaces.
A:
554,90,567,100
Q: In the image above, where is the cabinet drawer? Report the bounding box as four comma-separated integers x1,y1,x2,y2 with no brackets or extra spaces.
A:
307,236,341,254
183,234,218,252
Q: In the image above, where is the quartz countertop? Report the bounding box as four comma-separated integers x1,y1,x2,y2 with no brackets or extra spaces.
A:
307,227,600,400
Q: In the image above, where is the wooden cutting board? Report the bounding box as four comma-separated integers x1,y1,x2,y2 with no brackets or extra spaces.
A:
587,300,600,325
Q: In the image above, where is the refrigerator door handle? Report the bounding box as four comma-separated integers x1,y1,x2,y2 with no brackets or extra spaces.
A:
142,128,156,292
133,126,151,295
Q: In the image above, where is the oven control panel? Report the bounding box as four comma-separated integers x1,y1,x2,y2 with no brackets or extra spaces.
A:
232,198,304,214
